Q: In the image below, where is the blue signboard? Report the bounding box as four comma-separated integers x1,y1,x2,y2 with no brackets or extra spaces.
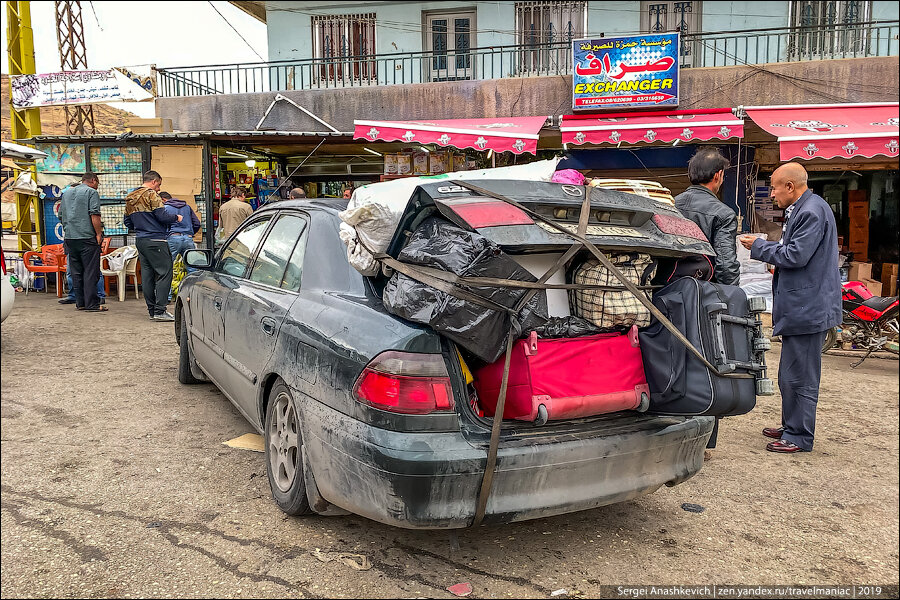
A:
572,33,680,111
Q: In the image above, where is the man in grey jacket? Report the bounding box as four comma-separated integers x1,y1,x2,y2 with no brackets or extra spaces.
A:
674,148,740,285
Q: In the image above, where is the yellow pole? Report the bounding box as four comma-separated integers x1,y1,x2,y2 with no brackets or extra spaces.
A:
6,1,43,251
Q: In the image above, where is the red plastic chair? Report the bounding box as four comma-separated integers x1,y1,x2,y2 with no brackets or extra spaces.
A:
22,246,66,297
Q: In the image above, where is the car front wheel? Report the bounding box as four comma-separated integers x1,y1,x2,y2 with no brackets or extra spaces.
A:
264,380,312,516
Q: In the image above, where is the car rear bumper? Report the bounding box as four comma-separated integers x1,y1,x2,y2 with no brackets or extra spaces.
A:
299,396,714,529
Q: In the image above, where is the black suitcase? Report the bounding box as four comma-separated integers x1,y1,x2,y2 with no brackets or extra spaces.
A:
638,277,770,417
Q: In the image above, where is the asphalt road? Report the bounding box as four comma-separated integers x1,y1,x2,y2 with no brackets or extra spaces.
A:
2,293,898,598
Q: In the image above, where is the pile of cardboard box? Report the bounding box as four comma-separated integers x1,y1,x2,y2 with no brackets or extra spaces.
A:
848,261,898,297
384,150,475,176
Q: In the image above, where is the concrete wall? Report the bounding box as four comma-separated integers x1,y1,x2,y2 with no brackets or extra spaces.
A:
157,56,900,132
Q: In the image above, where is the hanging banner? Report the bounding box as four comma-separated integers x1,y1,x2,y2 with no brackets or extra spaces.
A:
572,33,680,111
10,67,155,109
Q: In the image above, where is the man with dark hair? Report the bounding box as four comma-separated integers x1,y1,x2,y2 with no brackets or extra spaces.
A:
739,162,841,454
218,186,253,240
124,170,182,322
675,148,740,286
674,148,741,460
58,172,106,312
289,187,306,199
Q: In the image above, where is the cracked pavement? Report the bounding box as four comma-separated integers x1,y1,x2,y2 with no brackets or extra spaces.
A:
2,293,898,598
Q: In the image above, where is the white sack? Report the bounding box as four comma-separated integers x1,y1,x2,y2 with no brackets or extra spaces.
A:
739,271,773,313
339,158,561,275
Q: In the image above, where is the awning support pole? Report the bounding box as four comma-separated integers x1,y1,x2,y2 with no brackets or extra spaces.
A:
256,93,340,133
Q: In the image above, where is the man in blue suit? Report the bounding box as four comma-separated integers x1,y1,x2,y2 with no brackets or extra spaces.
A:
739,162,842,453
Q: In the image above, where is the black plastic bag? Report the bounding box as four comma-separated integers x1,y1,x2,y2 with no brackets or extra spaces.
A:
532,316,603,338
383,218,548,363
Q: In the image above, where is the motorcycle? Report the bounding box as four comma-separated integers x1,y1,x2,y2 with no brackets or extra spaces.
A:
823,281,899,367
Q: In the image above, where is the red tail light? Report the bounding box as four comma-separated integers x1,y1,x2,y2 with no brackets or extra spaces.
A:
353,351,454,415
0,249,6,276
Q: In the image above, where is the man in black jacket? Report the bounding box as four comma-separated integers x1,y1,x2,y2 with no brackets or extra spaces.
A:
674,148,740,286
674,148,741,459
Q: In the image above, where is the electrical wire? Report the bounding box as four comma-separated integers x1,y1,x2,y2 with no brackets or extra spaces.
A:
208,1,265,61
87,1,103,31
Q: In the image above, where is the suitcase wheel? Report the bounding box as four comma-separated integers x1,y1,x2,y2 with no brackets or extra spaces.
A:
748,296,768,313
637,392,650,413
534,404,549,426
756,378,775,396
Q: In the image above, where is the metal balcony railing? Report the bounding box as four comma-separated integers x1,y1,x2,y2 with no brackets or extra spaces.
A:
156,20,899,97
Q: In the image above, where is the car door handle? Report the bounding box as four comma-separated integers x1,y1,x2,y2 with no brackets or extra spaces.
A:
214,297,223,310
261,317,277,336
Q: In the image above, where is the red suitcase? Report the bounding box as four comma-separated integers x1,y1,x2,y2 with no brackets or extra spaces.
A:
473,326,650,424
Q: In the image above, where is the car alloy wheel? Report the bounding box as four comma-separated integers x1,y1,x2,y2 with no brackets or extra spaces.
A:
268,390,300,493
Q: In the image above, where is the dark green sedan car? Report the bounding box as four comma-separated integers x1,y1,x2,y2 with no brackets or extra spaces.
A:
175,181,716,529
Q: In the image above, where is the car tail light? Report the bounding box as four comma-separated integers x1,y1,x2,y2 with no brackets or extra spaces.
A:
445,199,534,228
653,213,709,242
0,249,6,276
353,351,454,415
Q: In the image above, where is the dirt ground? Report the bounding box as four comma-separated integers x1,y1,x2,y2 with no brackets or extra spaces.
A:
1,293,898,599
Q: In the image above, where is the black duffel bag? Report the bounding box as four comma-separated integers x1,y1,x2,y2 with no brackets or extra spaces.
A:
638,277,759,417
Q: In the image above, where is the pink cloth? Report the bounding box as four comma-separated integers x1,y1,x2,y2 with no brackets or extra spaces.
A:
551,169,586,185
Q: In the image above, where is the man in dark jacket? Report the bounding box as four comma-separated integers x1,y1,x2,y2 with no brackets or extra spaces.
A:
675,148,740,286
124,171,181,322
739,162,841,453
161,192,202,268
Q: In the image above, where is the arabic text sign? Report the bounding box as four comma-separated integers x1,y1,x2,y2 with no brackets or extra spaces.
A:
11,68,154,110
572,34,679,111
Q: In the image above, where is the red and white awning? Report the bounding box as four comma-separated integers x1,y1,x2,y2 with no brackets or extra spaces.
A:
744,103,900,161
561,108,744,146
353,116,549,155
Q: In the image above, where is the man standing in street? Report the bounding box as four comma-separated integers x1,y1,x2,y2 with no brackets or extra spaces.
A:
161,191,201,266
218,186,253,240
59,172,106,312
124,171,181,322
739,162,841,454
675,148,740,285
289,187,306,199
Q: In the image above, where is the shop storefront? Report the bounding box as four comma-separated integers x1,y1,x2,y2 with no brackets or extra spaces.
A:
740,102,900,290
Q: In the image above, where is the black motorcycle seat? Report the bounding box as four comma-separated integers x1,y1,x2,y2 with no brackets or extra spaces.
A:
861,295,898,312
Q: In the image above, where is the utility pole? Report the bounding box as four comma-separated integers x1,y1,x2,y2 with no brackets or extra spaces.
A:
6,1,43,251
55,0,96,134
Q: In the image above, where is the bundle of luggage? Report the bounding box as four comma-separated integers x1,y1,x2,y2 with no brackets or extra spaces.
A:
380,216,770,425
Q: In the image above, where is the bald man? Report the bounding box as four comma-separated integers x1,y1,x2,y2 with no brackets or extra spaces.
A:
738,162,841,453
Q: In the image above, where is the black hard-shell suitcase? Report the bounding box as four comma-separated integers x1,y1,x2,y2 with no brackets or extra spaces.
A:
638,277,769,416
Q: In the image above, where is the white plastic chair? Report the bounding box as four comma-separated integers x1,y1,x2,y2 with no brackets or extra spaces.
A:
100,246,139,302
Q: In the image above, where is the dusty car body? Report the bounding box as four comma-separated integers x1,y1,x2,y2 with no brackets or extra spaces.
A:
175,181,716,529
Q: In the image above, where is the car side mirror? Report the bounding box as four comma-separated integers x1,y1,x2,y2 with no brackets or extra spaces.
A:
184,249,213,269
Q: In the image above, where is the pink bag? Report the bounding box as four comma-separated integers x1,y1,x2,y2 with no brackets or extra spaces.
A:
550,169,586,185
473,326,650,423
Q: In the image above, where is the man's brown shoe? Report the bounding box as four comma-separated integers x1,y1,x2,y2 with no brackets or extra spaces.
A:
766,439,808,453
762,427,785,439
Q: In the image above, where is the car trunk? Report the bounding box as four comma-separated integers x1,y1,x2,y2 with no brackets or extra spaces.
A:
376,179,716,430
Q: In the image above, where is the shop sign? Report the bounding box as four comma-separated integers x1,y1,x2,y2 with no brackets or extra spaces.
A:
572,33,680,111
212,155,222,199
10,67,154,110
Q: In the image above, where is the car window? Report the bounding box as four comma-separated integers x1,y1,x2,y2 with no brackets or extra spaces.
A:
248,214,307,288
217,217,272,278
280,219,309,291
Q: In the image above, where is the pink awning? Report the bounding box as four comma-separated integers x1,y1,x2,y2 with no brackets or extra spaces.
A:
745,103,900,161
561,108,743,146
353,116,549,155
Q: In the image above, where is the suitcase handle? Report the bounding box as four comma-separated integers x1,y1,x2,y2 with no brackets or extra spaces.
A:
707,303,765,373
525,331,539,355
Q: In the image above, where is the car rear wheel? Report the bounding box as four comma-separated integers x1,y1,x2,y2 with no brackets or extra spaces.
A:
265,380,312,516
178,311,202,384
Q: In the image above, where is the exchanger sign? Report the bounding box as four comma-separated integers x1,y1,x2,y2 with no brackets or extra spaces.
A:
572,33,680,111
